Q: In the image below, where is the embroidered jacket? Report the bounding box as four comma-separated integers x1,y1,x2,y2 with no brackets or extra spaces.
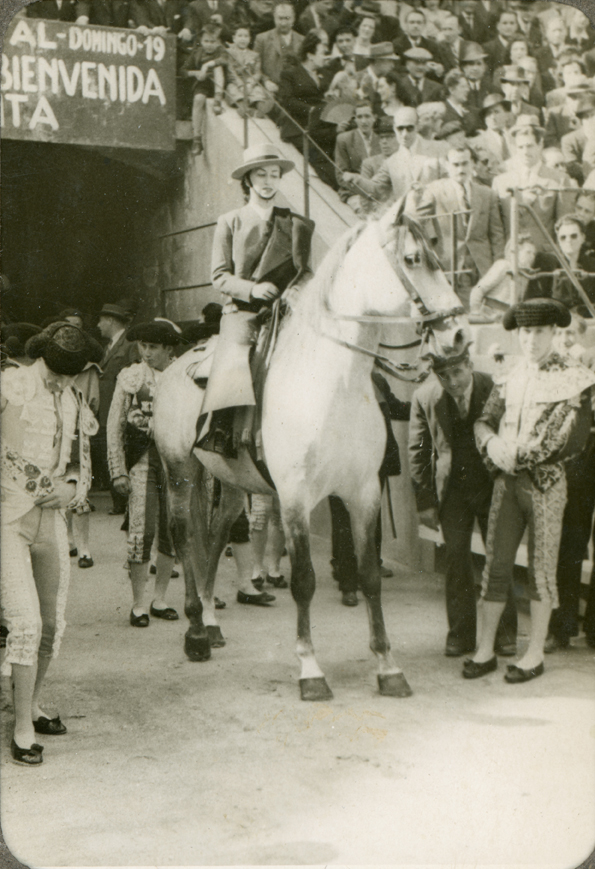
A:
474,352,595,492
107,360,163,480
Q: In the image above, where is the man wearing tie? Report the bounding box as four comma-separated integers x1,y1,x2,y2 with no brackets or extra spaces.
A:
416,146,505,311
95,302,138,514
409,333,517,658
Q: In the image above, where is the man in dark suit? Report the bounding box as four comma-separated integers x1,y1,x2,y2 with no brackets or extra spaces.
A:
129,0,188,33
409,335,517,657
331,371,410,606
75,0,130,27
334,101,381,202
253,3,304,86
27,0,78,20
442,68,479,136
296,0,339,40
230,0,276,43
393,8,442,80
435,14,470,74
397,47,444,108
95,302,138,513
482,8,517,70
460,43,491,116
184,0,233,42
455,0,490,45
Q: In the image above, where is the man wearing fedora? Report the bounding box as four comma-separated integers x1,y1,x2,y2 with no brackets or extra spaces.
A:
95,302,139,514
459,43,491,116
498,65,541,122
408,332,517,659
493,115,575,253
473,93,512,165
198,143,314,458
467,299,595,683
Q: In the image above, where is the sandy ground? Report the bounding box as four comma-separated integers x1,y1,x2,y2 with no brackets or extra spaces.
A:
1,497,594,869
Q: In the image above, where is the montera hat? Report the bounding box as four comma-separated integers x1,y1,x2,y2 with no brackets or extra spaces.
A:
420,327,473,371
460,42,488,63
231,143,294,180
502,298,571,330
126,317,186,346
402,46,433,62
26,321,104,375
479,92,511,116
500,64,530,84
98,302,133,323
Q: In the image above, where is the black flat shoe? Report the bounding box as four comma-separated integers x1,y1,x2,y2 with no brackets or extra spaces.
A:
78,555,94,569
130,610,150,627
149,604,179,621
237,590,275,606
266,574,288,588
33,715,67,735
251,577,265,591
69,547,78,557
504,662,544,683
214,597,226,610
11,740,43,765
149,565,180,578
342,591,358,607
446,642,476,658
462,657,498,679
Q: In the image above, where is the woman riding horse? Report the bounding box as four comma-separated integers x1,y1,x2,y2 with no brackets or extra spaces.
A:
197,142,315,458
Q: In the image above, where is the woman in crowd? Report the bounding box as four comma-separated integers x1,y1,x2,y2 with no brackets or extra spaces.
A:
376,69,411,118
225,24,275,118
1,322,102,764
107,319,185,627
353,11,377,57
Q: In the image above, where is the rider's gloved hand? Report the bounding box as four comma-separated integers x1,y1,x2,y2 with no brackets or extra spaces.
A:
252,282,280,302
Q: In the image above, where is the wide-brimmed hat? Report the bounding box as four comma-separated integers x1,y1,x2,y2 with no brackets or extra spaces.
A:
575,91,595,117
354,1,381,18
231,144,294,180
98,302,133,323
460,42,488,64
368,41,399,61
500,65,530,84
435,120,465,141
479,92,511,117
420,328,473,371
509,114,545,137
127,318,186,346
402,46,433,62
26,321,104,374
503,298,571,330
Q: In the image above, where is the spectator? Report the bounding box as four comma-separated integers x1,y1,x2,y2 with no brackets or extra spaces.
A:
185,0,233,43
455,0,490,45
459,42,490,118
361,114,397,178
358,42,401,109
544,53,588,110
473,93,512,165
482,9,517,70
107,319,186,627
278,30,338,189
498,65,540,122
129,0,189,36
416,145,505,310
418,100,447,140
352,7,378,57
519,56,545,112
75,1,130,27
376,67,412,118
408,331,517,658
420,0,451,41
441,68,475,133
325,26,370,84
469,234,539,319
561,91,595,184
565,5,595,53
347,106,446,205
536,15,569,81
493,115,574,254
575,191,595,254
27,1,78,20
397,47,444,107
434,14,469,73
225,24,276,118
183,24,227,156
434,119,466,148
95,302,139,515
394,8,442,79
253,3,304,88
469,299,594,683
544,82,585,148
296,0,339,41
508,0,543,53
230,0,275,42
508,36,531,68
334,101,381,203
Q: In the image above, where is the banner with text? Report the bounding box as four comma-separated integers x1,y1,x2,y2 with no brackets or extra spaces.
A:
1,16,176,151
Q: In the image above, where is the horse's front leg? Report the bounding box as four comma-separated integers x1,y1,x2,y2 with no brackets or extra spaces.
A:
350,481,412,697
165,455,212,662
284,507,333,702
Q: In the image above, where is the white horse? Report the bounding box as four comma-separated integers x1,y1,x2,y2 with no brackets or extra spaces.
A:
153,203,467,701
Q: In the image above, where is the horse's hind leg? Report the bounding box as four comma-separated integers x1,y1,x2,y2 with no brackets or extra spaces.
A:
284,506,333,702
350,483,412,698
165,455,212,662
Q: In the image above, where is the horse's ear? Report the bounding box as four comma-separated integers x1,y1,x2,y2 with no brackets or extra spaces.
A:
393,195,407,227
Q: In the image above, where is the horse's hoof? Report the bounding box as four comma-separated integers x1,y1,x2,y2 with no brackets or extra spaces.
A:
184,632,211,662
299,677,333,702
206,625,226,647
378,672,412,697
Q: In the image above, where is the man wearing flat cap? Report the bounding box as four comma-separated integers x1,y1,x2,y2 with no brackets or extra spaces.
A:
396,46,444,108
408,332,517,659
1,322,102,765
467,299,595,684
95,302,139,514
198,143,314,458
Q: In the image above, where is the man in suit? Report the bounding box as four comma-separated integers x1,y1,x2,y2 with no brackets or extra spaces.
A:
396,47,444,108
493,115,575,253
456,0,489,45
417,146,505,310
254,3,304,86
95,302,138,513
472,93,512,165
393,8,442,80
296,0,339,40
230,0,275,41
441,68,478,136
75,0,130,27
26,0,77,20
544,85,583,148
345,106,447,205
323,26,370,80
409,333,517,657
499,65,541,123
460,43,491,117
435,15,470,74
184,0,233,42
561,92,595,183
357,115,397,213
334,101,381,202
129,0,188,34
482,8,517,70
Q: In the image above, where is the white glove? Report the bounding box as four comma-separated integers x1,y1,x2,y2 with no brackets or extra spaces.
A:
486,436,516,474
